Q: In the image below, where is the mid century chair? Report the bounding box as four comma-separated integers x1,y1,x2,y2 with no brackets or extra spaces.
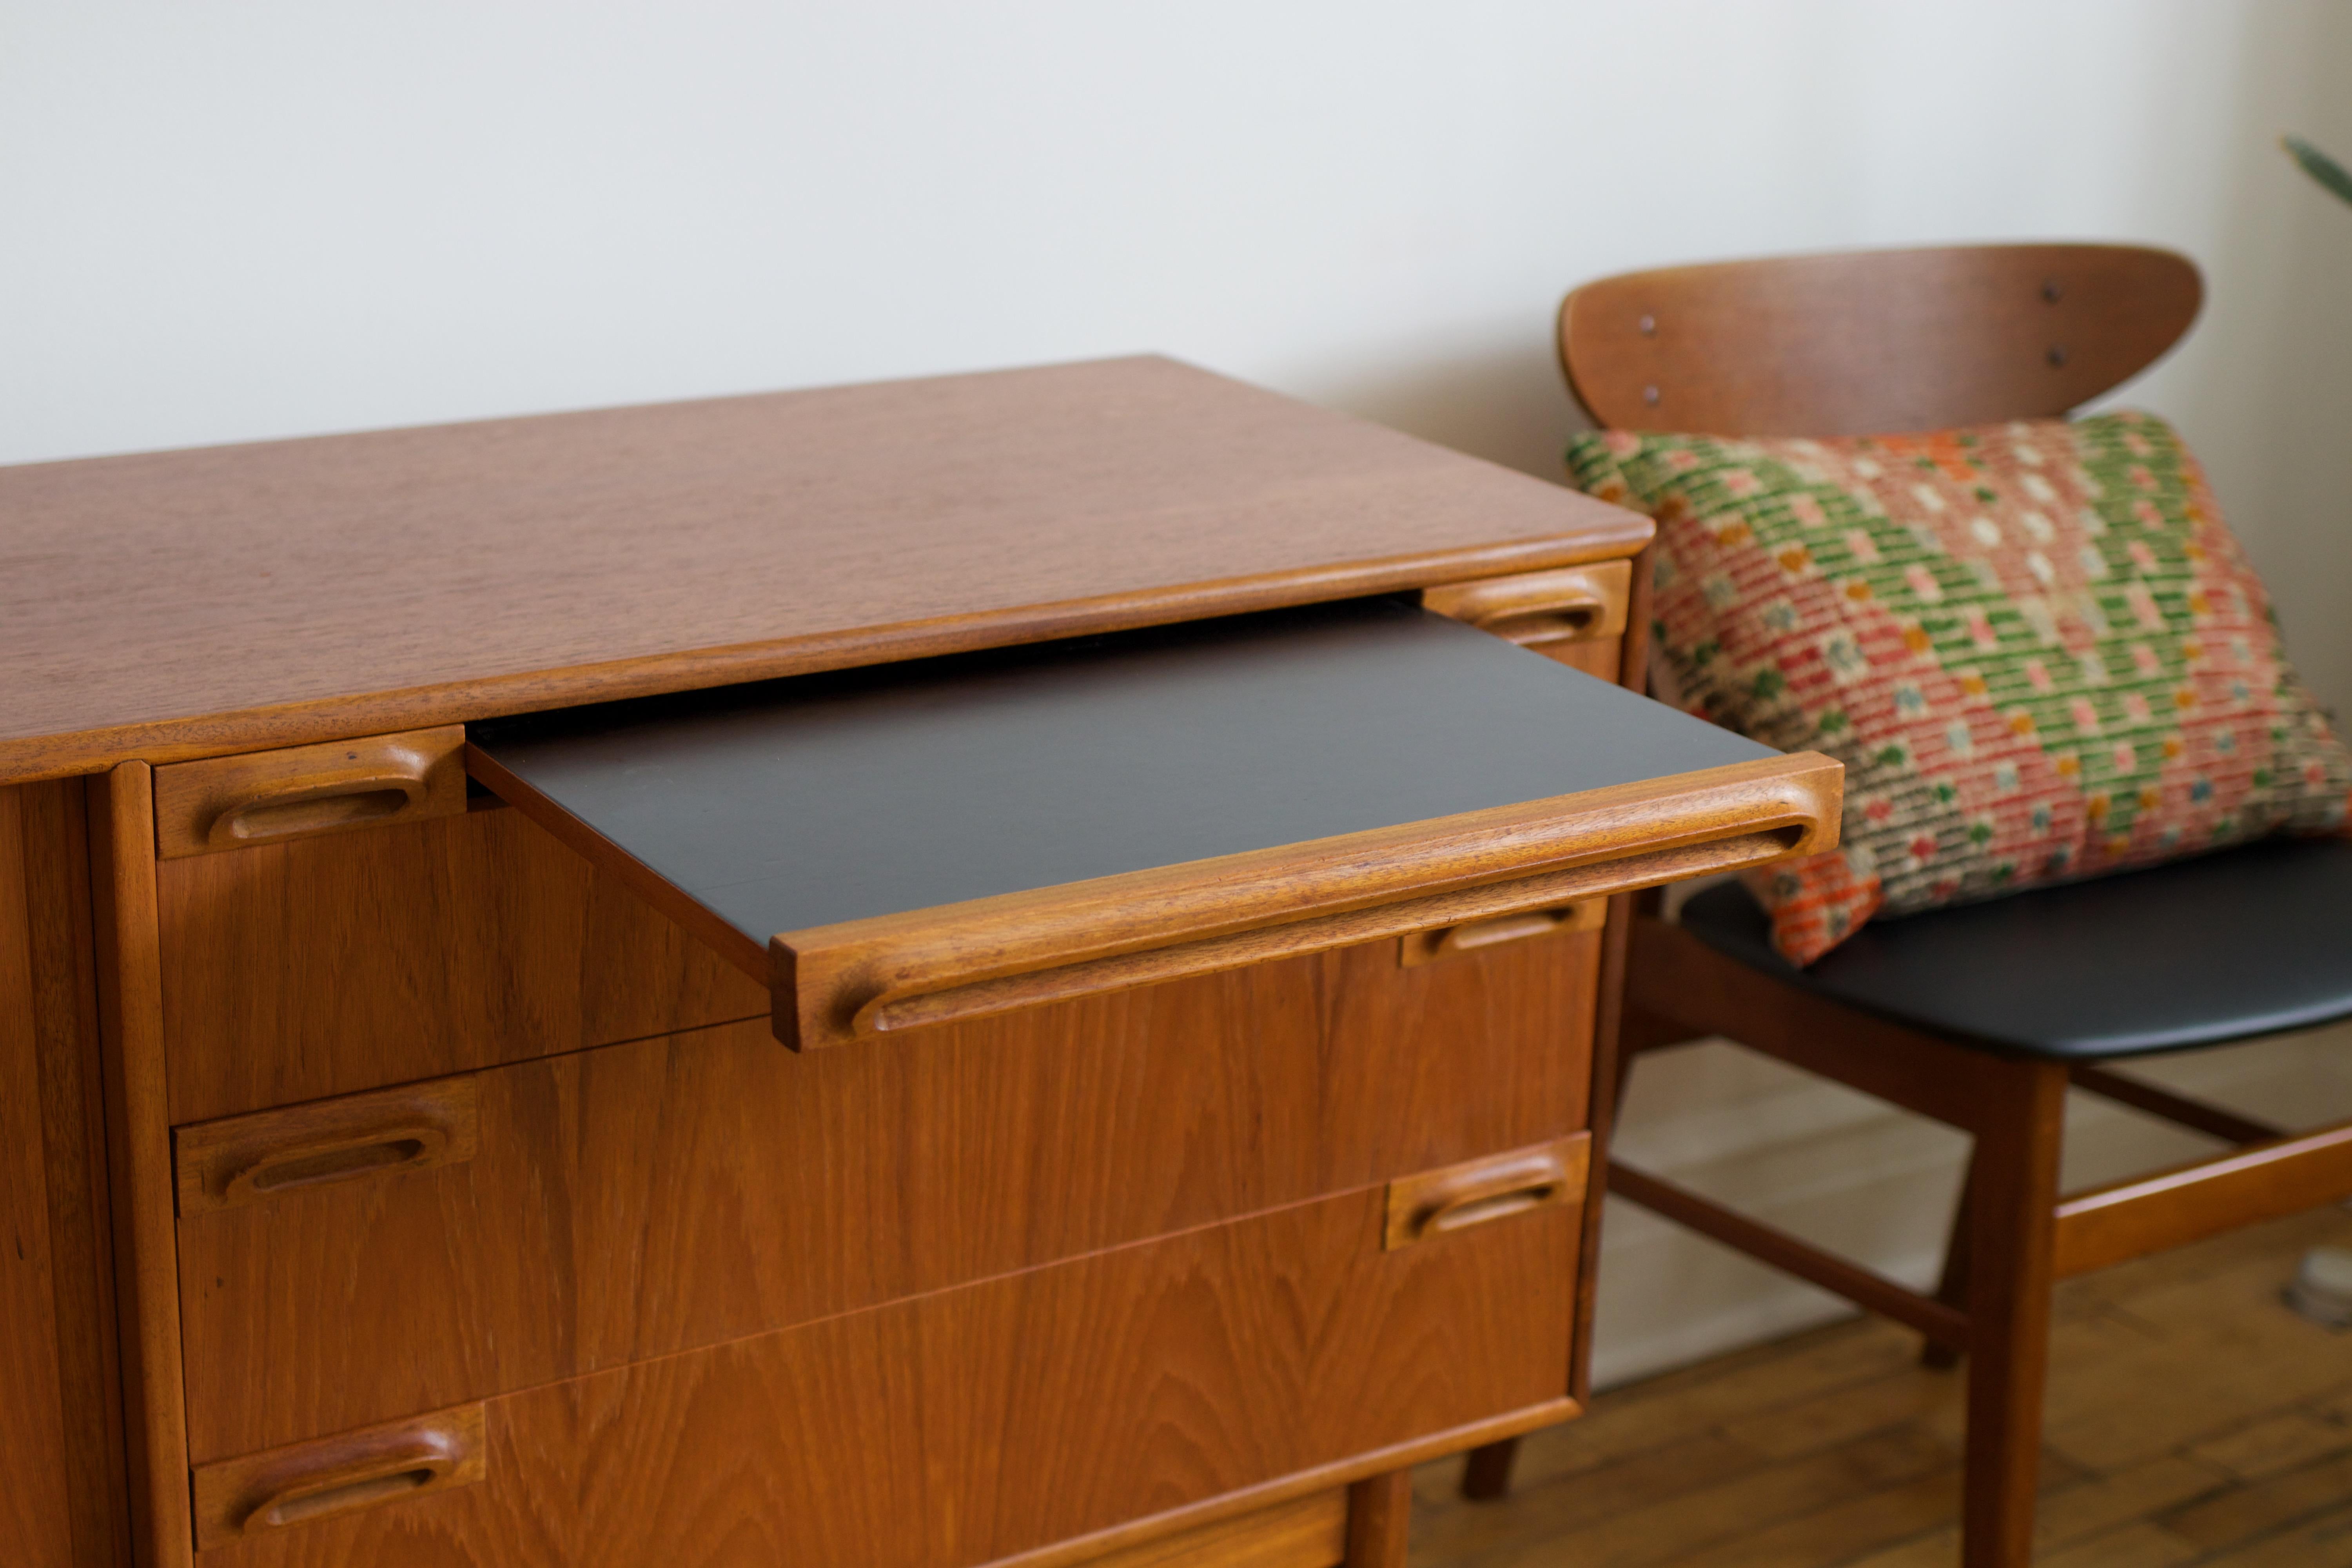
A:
1461,245,2352,1568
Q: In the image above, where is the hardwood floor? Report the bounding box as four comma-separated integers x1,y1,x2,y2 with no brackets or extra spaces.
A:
1412,1205,2352,1566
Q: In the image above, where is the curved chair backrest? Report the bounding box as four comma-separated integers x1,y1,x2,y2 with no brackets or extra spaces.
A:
1558,243,2201,436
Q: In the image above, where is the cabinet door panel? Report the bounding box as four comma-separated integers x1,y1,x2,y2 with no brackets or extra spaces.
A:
190,1188,1576,1568
179,929,1597,1459
0,785,80,1567
0,782,130,1568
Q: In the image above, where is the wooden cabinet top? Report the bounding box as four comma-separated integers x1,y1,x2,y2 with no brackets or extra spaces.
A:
0,355,1647,784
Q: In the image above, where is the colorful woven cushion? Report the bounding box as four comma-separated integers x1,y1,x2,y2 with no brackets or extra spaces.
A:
1567,412,2352,964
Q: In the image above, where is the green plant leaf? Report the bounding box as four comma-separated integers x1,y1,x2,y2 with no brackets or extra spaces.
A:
2284,134,2352,208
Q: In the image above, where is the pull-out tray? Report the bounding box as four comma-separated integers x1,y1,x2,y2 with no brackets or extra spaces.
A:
468,597,1839,1048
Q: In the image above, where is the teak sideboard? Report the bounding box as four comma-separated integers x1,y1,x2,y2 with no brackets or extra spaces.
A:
0,356,1839,1568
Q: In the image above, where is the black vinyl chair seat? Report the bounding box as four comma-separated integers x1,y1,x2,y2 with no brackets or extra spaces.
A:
1678,836,2352,1060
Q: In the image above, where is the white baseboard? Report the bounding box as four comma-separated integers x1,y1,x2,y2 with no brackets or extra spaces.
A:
1588,1020,2352,1390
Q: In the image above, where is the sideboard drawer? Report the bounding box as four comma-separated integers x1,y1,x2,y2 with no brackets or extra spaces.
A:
157,803,769,1124
186,1182,1579,1568
465,598,1834,1053
176,930,1599,1460
157,599,1829,1125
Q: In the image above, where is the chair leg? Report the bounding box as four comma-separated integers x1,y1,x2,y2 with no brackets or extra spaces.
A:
1922,1160,1974,1370
1459,1438,1518,1501
1959,1060,2068,1568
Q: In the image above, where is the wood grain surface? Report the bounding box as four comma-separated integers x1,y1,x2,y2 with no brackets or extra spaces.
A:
0,785,83,1566
89,765,195,1568
1076,1492,1345,1568
157,805,767,1125
1560,244,2200,436
177,927,1597,1458
0,356,1650,786
187,1186,1577,1568
1575,535,1656,1397
8,782,133,1568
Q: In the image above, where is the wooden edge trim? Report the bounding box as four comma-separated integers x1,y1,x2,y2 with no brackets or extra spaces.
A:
2052,1118,2352,1279
1383,1135,1592,1251
1421,560,1632,650
462,742,768,980
1573,538,1655,1405
975,1399,1580,1568
1610,1160,1971,1351
774,752,1843,1049
152,726,466,860
1076,1490,1347,1568
189,1401,488,1551
87,764,195,1568
172,1077,481,1219
838,831,1802,1049
21,780,136,1567
0,533,1654,790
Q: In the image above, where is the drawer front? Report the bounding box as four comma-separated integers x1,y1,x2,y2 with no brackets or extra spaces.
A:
158,803,769,1124
178,927,1599,1459
1543,635,1622,683
187,1184,1578,1567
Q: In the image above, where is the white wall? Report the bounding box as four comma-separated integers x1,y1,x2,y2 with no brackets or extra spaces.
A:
8,0,2350,1385
6,2,2348,706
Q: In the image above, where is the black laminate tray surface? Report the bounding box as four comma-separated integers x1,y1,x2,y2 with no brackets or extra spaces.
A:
470,597,1775,945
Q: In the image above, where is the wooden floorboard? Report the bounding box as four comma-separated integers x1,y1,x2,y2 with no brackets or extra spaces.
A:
1412,1206,2352,1566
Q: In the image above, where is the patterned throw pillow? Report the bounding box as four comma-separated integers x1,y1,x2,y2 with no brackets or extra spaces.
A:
1568,412,2352,964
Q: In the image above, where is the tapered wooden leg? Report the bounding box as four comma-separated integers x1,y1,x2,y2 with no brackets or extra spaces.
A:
1459,1438,1519,1501
1922,1160,1974,1370
1960,1061,2067,1568
1345,1469,1412,1568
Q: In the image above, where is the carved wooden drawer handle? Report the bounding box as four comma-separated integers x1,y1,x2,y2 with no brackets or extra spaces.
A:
778,753,1840,1051
250,1443,455,1529
1399,901,1605,967
153,725,467,858
222,1122,455,1205
1383,1134,1591,1251
191,1403,488,1549
174,1078,479,1218
213,771,427,844
1423,561,1632,650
